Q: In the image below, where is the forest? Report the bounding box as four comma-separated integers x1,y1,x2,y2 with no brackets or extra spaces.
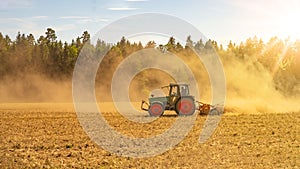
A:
0,28,299,101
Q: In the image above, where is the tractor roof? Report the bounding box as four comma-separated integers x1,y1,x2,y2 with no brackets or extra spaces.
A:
169,83,189,86
161,83,189,88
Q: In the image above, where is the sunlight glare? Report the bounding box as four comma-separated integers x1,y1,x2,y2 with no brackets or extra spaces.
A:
278,6,300,40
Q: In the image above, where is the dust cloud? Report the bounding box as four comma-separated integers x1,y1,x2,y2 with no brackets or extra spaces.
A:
220,55,299,113
124,49,300,114
1,49,298,114
0,74,72,103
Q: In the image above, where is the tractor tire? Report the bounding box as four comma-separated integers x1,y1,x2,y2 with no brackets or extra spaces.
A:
175,97,195,116
148,102,164,117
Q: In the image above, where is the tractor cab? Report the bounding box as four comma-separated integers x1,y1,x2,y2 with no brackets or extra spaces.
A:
164,83,191,108
168,83,190,97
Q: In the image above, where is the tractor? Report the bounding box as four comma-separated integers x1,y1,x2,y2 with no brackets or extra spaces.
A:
141,83,211,116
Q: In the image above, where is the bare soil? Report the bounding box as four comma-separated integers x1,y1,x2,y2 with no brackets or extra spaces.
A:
0,103,299,168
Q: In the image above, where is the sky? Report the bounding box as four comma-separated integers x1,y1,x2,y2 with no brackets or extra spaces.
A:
1,0,300,45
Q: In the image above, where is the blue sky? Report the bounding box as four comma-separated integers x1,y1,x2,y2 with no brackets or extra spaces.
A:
1,0,300,45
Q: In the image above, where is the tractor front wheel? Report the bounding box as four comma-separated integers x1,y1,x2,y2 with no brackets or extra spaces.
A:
175,97,195,116
148,102,164,117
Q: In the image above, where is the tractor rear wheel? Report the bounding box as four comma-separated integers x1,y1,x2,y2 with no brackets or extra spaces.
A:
148,102,164,117
175,97,195,116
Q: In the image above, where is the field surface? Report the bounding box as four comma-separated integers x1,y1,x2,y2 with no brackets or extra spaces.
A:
0,103,299,168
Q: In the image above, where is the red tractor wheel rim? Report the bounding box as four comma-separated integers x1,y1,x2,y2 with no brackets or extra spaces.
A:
150,104,163,115
178,99,194,115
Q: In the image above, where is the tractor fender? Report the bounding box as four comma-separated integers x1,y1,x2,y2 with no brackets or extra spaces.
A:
150,101,166,108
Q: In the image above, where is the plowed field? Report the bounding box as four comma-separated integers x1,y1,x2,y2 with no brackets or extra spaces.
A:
0,103,299,168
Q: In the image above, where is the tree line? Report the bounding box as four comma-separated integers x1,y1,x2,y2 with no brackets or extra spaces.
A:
0,28,299,96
